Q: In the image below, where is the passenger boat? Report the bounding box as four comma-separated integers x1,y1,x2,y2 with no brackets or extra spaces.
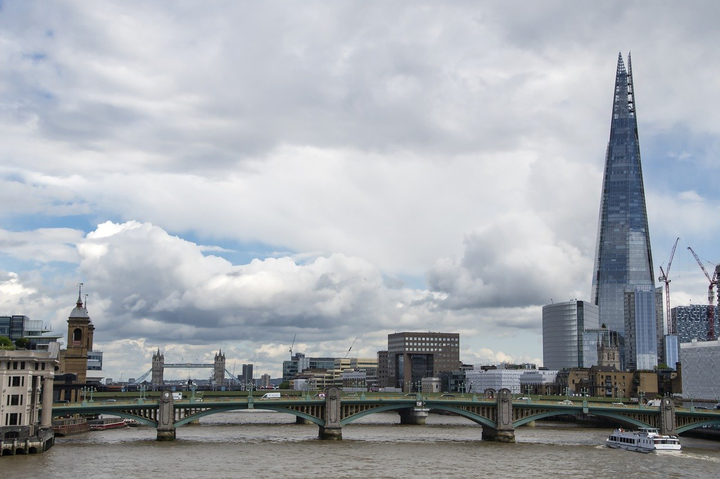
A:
606,427,681,453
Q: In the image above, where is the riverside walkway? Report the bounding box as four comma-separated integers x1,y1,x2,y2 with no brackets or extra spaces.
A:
47,388,720,442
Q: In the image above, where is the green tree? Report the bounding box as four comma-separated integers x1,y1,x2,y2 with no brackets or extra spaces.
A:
278,381,290,390
0,336,14,350
15,337,30,349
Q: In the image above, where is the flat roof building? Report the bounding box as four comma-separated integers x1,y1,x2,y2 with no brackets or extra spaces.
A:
680,339,720,400
387,332,460,393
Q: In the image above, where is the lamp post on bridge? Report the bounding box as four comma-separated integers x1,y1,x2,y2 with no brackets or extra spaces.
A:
81,386,88,406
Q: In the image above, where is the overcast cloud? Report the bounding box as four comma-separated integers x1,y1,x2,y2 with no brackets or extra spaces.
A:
1,1,719,380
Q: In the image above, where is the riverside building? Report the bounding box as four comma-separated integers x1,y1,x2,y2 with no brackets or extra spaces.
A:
0,343,60,456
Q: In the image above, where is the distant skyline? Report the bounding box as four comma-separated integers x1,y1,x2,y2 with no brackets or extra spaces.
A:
1,2,719,380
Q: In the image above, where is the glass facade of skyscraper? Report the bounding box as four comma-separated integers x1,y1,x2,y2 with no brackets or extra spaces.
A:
624,286,659,370
591,54,656,367
542,300,599,370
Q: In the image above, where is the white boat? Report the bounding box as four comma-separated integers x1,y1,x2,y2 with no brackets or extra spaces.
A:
606,427,681,453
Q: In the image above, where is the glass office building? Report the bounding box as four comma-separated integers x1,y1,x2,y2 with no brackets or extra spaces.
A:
591,54,656,362
672,305,720,344
542,300,599,370
624,286,661,370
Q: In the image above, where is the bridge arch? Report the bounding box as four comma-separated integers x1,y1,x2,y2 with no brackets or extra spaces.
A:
174,404,324,427
676,419,720,435
340,403,424,426
513,409,653,429
425,404,496,429
99,410,158,427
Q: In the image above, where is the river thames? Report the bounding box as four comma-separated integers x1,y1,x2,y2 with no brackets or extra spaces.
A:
4,411,720,478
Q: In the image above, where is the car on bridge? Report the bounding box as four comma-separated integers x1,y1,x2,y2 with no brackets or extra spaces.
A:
557,400,573,405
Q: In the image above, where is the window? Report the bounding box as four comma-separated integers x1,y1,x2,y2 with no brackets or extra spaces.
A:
7,413,19,426
10,376,22,387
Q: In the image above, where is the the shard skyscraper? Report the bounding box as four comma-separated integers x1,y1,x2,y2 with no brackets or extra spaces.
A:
591,53,656,354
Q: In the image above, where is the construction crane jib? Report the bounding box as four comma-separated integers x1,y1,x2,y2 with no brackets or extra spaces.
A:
659,237,680,335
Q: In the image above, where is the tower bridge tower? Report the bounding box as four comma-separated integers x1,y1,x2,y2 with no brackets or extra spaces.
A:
151,349,164,386
213,350,226,387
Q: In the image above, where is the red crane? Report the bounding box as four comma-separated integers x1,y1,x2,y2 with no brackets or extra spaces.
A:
658,238,680,334
687,247,719,341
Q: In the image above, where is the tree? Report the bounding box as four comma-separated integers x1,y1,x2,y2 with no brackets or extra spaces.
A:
14,337,30,350
0,336,14,350
278,381,290,390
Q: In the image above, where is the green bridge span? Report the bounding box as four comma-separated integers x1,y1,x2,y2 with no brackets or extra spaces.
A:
48,388,720,443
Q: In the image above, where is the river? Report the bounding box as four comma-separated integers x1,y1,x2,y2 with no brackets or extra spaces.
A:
3,412,720,478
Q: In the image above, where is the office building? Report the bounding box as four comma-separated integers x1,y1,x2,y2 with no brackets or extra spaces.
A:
387,332,461,392
680,339,720,400
465,367,527,395
591,54,656,356
377,350,389,388
542,300,599,369
672,305,720,344
623,286,662,370
0,315,61,350
282,353,336,381
241,364,254,386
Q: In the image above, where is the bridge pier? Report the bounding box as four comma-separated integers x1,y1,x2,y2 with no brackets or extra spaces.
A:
482,388,515,443
659,397,677,436
156,390,176,441
399,396,429,425
318,387,342,440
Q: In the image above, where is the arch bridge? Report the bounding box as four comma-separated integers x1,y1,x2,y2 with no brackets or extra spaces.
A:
48,388,720,442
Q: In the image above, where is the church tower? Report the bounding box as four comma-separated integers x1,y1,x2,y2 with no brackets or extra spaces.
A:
63,284,94,385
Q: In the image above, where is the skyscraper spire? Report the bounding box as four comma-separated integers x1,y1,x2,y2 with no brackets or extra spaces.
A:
591,53,655,354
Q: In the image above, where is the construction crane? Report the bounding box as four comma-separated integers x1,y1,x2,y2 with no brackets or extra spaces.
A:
344,337,358,358
687,247,719,341
658,237,680,334
289,334,296,360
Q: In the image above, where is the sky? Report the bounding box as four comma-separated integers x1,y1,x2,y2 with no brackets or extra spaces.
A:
1,1,719,382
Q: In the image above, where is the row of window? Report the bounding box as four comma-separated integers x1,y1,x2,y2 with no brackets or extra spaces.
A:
1,361,47,371
6,376,26,387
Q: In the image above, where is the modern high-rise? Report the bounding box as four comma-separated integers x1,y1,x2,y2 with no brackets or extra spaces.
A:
672,305,720,344
542,300,599,369
387,332,460,392
623,286,663,370
591,53,656,368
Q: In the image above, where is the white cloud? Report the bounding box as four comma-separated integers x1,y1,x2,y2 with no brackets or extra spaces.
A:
2,2,720,379
0,227,83,263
